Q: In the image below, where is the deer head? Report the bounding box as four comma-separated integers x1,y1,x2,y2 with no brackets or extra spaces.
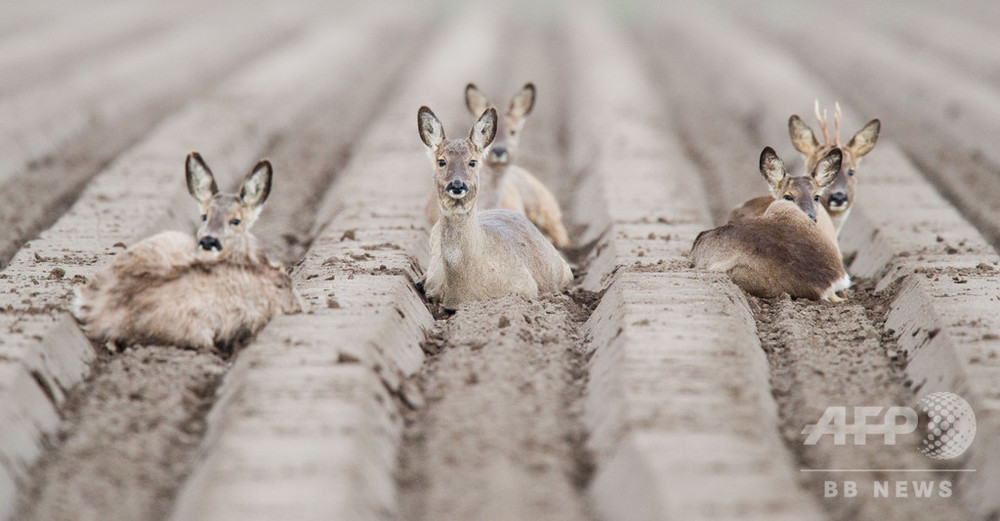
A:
760,146,842,223
185,152,271,261
418,106,497,216
788,101,880,218
465,83,535,169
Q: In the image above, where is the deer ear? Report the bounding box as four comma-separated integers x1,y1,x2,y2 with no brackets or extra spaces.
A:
186,152,218,204
788,115,820,156
812,148,842,189
471,108,497,150
507,83,536,120
418,106,445,150
241,159,272,210
759,146,787,190
846,119,880,158
465,84,492,117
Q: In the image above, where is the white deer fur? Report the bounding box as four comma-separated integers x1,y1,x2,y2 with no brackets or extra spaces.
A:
418,106,572,310
72,153,301,351
424,83,570,249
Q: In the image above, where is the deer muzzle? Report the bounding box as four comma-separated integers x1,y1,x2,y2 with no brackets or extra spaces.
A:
199,236,222,252
827,192,849,209
446,180,468,199
489,146,509,165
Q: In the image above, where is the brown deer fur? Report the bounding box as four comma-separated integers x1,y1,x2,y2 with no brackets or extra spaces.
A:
692,147,850,302
788,102,880,234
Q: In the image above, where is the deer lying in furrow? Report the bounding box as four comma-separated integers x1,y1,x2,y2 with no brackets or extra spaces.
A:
72,152,301,351
788,101,880,235
726,171,840,255
417,105,572,310
727,103,879,242
692,147,850,302
423,83,571,249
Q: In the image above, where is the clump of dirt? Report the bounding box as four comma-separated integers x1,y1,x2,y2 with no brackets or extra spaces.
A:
16,346,227,521
753,286,975,521
397,293,595,521
566,286,604,321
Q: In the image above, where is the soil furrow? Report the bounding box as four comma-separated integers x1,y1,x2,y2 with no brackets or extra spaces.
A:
0,2,185,96
560,7,826,520
635,5,986,520
754,288,974,521
726,1,1000,253
4,2,1000,520
706,5,1000,515
15,348,228,521
400,295,594,521
0,5,308,269
396,16,597,521
7,7,422,520
170,5,534,519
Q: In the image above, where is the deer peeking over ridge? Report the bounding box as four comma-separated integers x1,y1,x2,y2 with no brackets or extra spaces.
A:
727,145,842,253
72,152,301,351
788,101,880,235
423,83,570,249
692,147,850,302
417,105,572,310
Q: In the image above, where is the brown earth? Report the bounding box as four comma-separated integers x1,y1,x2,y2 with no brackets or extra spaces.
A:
397,294,594,521
753,282,974,521
2,1,1000,521
16,347,227,521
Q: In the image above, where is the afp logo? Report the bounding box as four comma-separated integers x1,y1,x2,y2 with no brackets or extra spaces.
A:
802,392,977,460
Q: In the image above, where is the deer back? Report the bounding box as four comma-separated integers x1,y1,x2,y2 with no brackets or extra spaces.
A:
727,195,838,252
693,202,848,301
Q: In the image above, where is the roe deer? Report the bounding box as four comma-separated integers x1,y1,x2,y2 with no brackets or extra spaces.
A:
72,152,301,351
788,101,880,234
423,83,571,249
418,105,572,310
726,147,843,252
692,147,850,302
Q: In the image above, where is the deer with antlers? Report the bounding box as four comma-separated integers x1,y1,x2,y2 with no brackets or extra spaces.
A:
788,101,880,235
728,102,880,247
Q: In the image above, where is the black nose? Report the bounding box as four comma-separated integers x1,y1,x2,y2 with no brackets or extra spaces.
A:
446,180,467,195
828,192,849,206
490,147,508,162
199,236,222,251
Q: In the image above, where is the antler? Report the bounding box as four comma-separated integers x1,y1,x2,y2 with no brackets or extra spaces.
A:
813,100,843,147
833,102,842,146
814,100,830,147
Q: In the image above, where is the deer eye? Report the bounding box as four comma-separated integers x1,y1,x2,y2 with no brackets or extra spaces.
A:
783,194,794,201
229,219,241,226
847,169,855,177
201,214,207,222
813,195,821,202
469,159,477,168
437,159,446,167
510,130,517,136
